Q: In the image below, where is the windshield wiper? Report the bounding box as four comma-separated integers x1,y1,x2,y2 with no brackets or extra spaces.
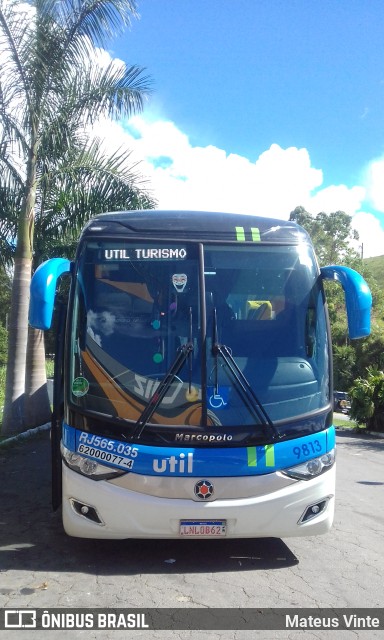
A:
130,308,194,441
212,308,279,441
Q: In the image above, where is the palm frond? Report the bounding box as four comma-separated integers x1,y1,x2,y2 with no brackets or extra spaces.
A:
0,178,20,267
1,0,154,268
39,61,151,149
0,140,25,188
30,0,138,92
61,0,138,50
0,0,36,132
33,137,155,253
78,61,152,120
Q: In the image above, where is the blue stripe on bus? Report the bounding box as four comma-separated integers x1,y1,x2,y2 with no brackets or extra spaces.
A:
62,423,335,478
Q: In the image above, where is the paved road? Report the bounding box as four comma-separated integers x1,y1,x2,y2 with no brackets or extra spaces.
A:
1,429,383,639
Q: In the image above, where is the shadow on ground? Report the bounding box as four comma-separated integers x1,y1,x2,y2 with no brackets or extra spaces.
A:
335,427,384,453
0,432,298,577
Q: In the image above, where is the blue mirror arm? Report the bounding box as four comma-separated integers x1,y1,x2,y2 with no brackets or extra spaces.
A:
29,258,72,330
320,265,372,339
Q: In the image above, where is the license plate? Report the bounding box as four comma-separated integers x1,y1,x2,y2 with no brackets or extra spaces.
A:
180,520,227,537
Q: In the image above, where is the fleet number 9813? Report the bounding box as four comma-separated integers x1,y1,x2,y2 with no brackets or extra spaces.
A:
292,439,322,459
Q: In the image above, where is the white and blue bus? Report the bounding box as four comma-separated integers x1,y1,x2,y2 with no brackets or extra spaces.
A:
29,211,371,539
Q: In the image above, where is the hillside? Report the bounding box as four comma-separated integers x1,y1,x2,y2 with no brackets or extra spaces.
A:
364,254,384,286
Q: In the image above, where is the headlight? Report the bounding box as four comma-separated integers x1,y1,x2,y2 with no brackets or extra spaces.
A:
281,449,335,481
61,444,126,481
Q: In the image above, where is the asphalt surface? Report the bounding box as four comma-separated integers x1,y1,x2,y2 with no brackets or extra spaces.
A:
1,428,383,640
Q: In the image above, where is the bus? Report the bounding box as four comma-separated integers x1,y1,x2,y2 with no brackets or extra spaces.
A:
29,210,372,539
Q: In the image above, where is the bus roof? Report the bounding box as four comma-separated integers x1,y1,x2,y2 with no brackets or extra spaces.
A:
81,210,310,244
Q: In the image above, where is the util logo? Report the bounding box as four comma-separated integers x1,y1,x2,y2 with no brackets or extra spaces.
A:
153,452,193,474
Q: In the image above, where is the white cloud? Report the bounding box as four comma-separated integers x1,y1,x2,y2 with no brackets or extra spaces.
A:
365,156,384,211
123,118,324,217
352,156,384,257
352,211,384,259
92,115,384,257
305,184,366,217
3,12,382,257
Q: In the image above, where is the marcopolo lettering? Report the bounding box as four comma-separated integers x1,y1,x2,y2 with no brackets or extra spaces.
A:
175,433,233,443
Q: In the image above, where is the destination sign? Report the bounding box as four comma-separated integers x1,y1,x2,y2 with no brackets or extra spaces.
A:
104,247,187,260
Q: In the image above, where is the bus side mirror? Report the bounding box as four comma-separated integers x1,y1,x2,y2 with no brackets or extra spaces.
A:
320,265,372,339
29,258,72,330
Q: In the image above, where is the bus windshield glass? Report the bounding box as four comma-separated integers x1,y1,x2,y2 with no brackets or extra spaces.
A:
69,240,330,436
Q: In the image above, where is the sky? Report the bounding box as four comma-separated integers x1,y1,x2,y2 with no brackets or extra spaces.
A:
100,0,384,257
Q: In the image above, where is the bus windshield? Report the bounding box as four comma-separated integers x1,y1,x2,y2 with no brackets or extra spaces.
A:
69,240,330,438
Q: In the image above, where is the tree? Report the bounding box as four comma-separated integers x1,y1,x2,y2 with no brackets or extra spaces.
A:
332,344,355,390
290,206,361,330
290,207,360,265
290,206,384,392
2,130,156,431
24,140,156,427
349,367,384,431
0,0,152,434
1,138,156,426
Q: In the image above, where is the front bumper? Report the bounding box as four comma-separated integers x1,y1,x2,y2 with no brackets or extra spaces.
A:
61,463,335,539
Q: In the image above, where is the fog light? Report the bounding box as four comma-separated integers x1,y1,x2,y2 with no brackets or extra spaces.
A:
71,500,103,525
299,498,329,524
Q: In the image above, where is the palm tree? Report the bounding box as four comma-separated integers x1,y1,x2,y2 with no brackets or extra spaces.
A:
24,139,156,427
0,0,152,434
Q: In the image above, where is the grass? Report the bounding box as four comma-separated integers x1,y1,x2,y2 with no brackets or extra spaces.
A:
46,358,55,378
333,417,358,429
364,254,384,285
0,365,5,414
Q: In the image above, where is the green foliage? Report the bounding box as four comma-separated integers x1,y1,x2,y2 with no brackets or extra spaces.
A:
349,367,384,431
32,140,156,268
0,269,11,327
45,357,55,379
0,0,155,432
364,254,384,286
290,207,360,265
333,344,355,390
0,1,156,269
290,206,384,393
0,325,7,366
0,365,5,413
